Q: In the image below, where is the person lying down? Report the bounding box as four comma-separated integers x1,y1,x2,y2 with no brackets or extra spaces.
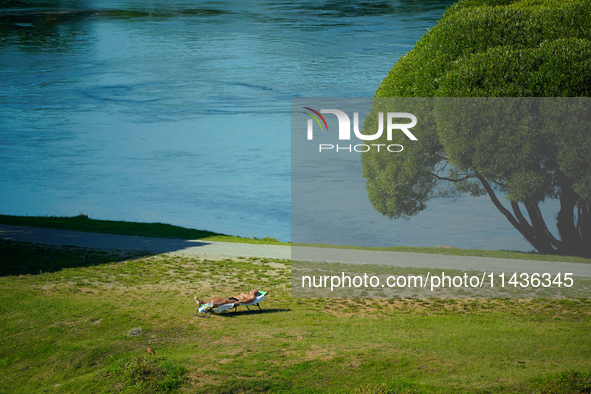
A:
194,289,259,308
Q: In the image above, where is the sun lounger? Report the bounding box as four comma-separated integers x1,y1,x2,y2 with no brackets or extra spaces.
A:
196,291,268,318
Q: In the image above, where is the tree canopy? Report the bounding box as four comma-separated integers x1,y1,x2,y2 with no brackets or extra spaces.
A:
362,0,591,256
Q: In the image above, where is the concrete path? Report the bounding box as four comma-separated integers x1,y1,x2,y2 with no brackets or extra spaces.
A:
2,224,590,277
292,246,591,277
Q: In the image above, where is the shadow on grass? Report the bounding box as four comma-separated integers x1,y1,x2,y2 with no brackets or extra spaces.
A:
0,239,154,276
0,223,225,254
195,308,292,318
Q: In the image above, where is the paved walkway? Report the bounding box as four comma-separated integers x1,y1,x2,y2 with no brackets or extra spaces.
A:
292,246,591,277
2,224,590,277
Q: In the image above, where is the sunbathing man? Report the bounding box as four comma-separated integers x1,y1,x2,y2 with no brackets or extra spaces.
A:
194,289,259,308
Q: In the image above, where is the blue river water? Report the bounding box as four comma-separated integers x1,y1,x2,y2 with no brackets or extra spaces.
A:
0,0,559,250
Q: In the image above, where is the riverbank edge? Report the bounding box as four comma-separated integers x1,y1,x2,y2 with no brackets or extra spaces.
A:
1,213,589,264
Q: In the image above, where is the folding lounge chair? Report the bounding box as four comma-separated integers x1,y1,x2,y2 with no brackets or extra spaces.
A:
196,291,268,318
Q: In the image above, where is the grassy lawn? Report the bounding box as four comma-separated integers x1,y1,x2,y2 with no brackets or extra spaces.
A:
1,240,590,393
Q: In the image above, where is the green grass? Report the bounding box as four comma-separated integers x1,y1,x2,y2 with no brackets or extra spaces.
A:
109,355,187,393
0,240,590,393
0,214,286,245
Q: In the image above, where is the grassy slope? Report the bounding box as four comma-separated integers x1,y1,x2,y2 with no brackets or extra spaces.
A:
0,214,285,245
1,240,590,393
2,214,591,264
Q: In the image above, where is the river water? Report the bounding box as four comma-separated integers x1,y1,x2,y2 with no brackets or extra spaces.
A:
0,0,558,250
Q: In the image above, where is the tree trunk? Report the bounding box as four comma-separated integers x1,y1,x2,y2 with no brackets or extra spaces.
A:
476,173,556,254
556,186,591,258
477,173,591,257
579,201,591,257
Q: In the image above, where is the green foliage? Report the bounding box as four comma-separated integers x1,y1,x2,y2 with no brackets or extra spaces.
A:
253,235,282,243
364,0,591,255
376,0,591,98
362,98,444,220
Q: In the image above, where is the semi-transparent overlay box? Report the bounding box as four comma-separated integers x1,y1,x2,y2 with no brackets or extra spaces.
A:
291,98,591,298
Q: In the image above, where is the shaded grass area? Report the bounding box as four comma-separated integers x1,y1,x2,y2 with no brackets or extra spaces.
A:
0,239,150,276
0,214,285,244
1,240,590,393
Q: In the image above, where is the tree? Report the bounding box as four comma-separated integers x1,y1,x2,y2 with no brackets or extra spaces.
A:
361,0,591,256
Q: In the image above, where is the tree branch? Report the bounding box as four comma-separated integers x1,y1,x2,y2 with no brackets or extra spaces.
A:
510,201,532,230
491,180,508,188
525,203,561,248
430,173,477,183
476,172,522,230
475,171,552,252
